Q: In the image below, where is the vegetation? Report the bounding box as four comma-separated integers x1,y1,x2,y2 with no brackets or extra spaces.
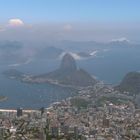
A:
116,72,140,95
70,97,91,109
96,96,130,106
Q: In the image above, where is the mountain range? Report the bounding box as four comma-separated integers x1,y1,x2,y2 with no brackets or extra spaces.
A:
1,40,140,65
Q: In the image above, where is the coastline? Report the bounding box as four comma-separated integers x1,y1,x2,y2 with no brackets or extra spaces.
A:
6,74,86,90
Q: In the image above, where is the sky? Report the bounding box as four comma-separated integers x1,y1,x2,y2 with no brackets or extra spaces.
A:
0,0,140,43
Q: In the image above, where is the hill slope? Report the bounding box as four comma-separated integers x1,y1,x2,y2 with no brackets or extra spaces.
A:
116,72,140,95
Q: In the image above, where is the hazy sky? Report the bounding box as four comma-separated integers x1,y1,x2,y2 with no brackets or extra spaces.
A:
0,0,140,43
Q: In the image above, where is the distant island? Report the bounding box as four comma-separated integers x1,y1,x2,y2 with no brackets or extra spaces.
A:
3,53,97,88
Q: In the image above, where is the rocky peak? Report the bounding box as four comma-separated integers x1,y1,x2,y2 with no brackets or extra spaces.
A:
60,53,77,71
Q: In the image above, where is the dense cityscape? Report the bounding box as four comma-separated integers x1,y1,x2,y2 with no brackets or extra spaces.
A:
0,82,140,140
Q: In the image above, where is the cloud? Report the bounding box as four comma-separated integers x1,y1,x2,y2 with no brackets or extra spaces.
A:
63,24,72,31
59,52,81,60
8,19,24,27
111,37,130,42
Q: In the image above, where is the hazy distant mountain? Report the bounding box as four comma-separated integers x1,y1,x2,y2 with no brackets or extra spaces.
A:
1,40,139,64
36,46,64,59
35,46,97,60
53,40,139,52
0,41,32,65
116,72,140,95
109,39,131,47
0,40,99,65
77,52,92,58
0,41,23,50
54,40,104,52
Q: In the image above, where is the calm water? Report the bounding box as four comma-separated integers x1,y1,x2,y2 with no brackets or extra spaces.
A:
0,62,76,109
1,46,140,108
78,47,140,84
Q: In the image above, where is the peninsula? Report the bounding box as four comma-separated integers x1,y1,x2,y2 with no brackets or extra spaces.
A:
3,53,97,88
